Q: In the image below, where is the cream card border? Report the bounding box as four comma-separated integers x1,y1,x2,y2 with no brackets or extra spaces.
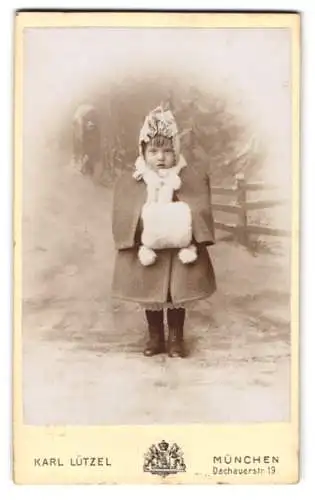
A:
13,11,300,485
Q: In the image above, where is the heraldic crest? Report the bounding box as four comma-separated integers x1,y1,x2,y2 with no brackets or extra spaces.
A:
143,440,186,477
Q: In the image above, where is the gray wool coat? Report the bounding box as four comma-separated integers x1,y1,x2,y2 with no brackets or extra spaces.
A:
111,164,217,307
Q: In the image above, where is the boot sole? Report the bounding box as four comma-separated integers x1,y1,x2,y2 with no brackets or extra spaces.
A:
168,351,186,358
143,345,166,356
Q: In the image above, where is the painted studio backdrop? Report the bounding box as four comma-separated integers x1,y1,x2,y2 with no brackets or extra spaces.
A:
22,27,292,425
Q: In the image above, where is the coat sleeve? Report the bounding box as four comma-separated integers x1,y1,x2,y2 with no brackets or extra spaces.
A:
175,165,216,247
192,171,215,247
111,172,145,250
205,171,216,246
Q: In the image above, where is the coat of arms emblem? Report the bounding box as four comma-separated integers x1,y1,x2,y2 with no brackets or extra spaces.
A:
143,440,186,477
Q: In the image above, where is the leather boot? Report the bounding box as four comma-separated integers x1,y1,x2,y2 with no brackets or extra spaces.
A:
167,308,186,358
143,310,166,356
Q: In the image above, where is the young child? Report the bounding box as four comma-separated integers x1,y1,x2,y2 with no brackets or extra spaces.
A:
111,106,216,358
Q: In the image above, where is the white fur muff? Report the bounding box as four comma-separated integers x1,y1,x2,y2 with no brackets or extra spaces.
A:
141,201,192,250
138,201,198,266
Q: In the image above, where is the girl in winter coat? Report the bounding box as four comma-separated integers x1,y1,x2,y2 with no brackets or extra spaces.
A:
111,106,216,357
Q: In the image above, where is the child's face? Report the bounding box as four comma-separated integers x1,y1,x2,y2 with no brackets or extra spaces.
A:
143,136,175,170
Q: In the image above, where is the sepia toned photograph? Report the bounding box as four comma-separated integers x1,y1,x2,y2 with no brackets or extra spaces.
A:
20,18,294,430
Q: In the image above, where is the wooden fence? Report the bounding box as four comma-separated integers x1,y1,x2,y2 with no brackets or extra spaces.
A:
212,173,290,247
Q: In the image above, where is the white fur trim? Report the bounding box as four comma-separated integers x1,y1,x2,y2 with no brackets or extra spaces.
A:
172,174,181,191
133,156,146,180
141,201,192,250
133,170,143,181
138,245,157,266
156,171,181,191
178,244,198,264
